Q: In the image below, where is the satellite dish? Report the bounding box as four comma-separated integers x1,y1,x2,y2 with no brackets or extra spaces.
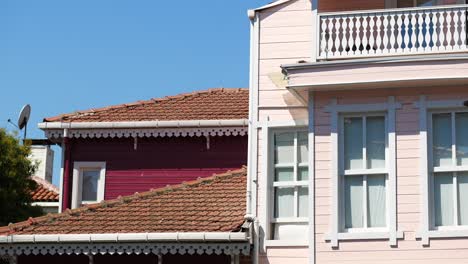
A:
17,104,31,140
18,104,31,129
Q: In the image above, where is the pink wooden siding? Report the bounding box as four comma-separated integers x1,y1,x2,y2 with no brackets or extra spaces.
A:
67,135,247,200
313,87,468,264
254,0,468,263
257,1,312,263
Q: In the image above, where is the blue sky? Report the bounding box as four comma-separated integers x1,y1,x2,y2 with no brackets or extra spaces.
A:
0,0,266,186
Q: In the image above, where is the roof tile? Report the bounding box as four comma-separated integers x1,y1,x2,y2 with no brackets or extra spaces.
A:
31,177,59,202
44,88,249,123
1,167,246,235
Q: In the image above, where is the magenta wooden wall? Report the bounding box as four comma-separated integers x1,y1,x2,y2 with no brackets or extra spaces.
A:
66,135,247,202
18,253,232,264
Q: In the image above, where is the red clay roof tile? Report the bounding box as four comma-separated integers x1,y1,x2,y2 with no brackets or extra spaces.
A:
43,88,248,123
31,177,59,202
0,167,246,235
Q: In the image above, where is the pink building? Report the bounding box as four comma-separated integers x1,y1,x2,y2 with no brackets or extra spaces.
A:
246,0,468,263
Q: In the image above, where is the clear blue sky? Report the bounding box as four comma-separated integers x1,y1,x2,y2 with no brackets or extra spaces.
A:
0,0,267,186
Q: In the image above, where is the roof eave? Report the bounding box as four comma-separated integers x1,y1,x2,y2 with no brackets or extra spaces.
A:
0,232,249,244
38,119,249,130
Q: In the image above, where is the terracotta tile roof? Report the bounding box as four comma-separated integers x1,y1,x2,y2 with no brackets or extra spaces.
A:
31,177,59,203
44,88,249,123
0,167,246,235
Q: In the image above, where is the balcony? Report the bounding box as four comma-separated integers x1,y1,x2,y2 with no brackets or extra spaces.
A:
318,4,468,60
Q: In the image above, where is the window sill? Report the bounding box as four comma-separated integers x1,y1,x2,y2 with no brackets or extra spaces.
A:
417,229,468,241
326,230,404,247
265,240,309,247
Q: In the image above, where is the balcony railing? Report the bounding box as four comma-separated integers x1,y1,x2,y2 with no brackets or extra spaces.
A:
318,5,468,60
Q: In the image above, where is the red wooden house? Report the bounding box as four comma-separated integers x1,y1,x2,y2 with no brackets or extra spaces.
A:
39,88,248,211
0,88,252,264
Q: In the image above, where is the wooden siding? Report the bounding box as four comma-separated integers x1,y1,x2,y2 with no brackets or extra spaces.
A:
18,254,232,264
313,87,468,264
255,0,468,263
68,135,247,200
257,1,311,263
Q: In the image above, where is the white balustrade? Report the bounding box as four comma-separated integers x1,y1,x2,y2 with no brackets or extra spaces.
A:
318,5,468,60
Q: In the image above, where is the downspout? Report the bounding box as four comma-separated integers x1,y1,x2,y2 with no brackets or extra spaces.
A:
247,8,260,264
308,93,316,264
310,1,318,262
58,132,66,213
62,129,72,210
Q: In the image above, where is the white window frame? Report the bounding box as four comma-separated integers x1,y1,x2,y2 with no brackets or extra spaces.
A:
416,96,468,245
326,97,402,248
258,120,310,248
71,162,106,209
339,113,390,234
428,110,468,230
270,129,309,223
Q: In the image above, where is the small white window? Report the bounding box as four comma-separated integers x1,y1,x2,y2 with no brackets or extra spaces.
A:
429,111,468,228
270,130,309,241
340,115,388,231
72,162,106,209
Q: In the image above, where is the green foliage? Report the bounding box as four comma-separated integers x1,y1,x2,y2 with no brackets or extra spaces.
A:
0,129,43,226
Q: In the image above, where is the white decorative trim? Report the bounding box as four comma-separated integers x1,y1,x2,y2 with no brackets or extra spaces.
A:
0,242,250,256
326,231,404,241
413,98,467,109
44,127,247,139
324,102,402,113
418,95,431,246
416,229,468,239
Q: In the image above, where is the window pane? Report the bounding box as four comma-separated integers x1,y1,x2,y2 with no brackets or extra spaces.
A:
345,175,364,228
367,175,387,227
458,172,468,225
366,116,386,169
434,173,454,226
344,117,363,170
275,168,294,182
82,170,99,202
275,132,294,164
274,187,294,218
298,187,308,218
456,113,468,166
298,167,308,181
433,114,453,167
298,132,308,164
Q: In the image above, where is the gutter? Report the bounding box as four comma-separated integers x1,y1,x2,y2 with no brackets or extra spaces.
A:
0,232,248,244
38,119,248,130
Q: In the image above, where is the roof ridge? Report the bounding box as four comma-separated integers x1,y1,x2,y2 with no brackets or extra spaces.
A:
1,166,247,235
44,88,248,122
